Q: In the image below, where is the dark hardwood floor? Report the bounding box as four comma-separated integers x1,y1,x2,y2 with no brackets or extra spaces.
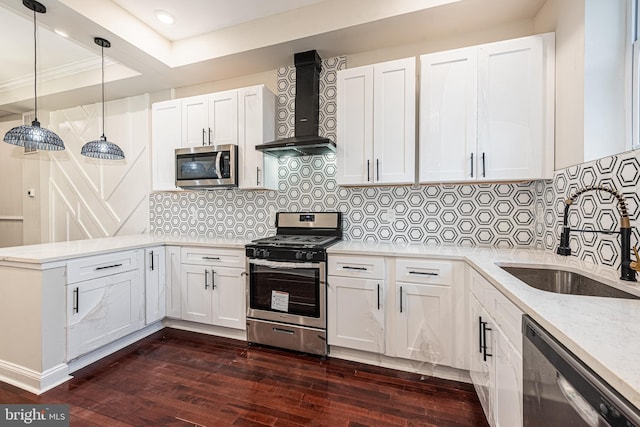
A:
0,329,489,426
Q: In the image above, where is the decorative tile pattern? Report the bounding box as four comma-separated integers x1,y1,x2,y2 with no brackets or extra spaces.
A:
539,150,640,267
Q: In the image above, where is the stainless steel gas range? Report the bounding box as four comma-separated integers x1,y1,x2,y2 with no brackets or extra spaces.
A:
245,212,342,356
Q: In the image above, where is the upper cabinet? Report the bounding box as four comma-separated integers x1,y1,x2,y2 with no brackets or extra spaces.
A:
419,33,555,183
336,57,416,186
151,85,277,191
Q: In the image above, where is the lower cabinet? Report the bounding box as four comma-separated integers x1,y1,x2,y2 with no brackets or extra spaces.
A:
144,246,166,324
67,268,144,360
327,276,385,353
469,268,523,427
393,282,452,366
180,247,246,330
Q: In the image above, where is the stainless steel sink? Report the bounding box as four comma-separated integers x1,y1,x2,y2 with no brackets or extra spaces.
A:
500,266,640,299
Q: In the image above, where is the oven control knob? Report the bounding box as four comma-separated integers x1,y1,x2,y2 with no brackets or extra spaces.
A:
295,251,304,260
305,252,314,261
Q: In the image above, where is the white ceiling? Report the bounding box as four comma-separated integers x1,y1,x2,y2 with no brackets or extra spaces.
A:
0,0,547,121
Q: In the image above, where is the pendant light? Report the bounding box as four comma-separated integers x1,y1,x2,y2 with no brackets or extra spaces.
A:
3,0,65,151
80,37,125,160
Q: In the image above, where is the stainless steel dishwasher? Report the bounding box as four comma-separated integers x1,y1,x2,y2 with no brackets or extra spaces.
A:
523,315,640,426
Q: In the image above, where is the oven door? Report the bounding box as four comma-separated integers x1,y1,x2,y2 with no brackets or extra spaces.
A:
247,258,325,329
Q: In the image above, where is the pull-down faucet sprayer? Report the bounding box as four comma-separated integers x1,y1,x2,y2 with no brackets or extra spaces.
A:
557,185,637,282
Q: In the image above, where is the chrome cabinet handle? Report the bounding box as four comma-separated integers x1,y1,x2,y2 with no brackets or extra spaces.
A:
481,318,492,361
377,284,381,310
399,286,403,313
208,128,212,145
211,269,216,289
202,128,205,146
204,269,209,289
470,153,474,177
150,250,154,271
73,287,79,314
376,159,380,181
95,263,122,271
202,256,220,260
478,316,483,353
367,160,371,182
343,266,366,271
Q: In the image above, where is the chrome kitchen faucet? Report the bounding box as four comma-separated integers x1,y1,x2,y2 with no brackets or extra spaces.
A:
557,185,638,281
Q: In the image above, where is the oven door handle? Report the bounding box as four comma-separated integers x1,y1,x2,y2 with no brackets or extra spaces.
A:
249,258,320,269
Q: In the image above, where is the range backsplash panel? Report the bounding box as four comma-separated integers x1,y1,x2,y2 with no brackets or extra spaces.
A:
150,55,538,247
539,149,640,268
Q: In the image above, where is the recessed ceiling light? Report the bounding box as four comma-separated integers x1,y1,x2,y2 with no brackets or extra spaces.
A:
155,10,175,25
54,28,68,38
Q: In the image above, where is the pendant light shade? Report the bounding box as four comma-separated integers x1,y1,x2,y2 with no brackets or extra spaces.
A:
81,37,125,160
3,0,65,151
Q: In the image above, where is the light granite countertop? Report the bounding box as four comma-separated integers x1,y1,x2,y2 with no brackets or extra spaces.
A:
329,241,640,409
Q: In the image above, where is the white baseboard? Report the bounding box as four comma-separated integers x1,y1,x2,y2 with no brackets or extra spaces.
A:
164,318,248,341
0,361,70,395
328,346,472,384
68,322,163,373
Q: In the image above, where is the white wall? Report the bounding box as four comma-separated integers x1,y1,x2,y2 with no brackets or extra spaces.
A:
0,119,24,248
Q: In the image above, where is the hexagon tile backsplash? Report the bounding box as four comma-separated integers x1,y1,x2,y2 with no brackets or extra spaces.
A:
150,54,640,267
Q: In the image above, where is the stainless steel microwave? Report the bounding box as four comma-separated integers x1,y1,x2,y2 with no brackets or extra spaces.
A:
175,145,238,189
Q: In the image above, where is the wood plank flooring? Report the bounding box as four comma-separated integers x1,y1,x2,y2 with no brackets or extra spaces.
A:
0,329,489,426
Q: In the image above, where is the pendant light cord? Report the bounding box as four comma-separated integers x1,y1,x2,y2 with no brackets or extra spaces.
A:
101,44,105,139
33,7,38,122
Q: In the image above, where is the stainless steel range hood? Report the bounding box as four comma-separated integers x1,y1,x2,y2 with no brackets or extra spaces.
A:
256,50,336,157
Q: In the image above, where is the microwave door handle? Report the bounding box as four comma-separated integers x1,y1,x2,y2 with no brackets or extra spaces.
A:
215,151,222,179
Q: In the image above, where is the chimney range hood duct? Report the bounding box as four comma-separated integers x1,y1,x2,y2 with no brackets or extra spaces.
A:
256,50,336,157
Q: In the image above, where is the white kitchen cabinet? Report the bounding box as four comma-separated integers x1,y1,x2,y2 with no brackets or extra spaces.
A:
181,91,238,148
419,33,555,183
165,246,182,319
337,57,416,186
151,99,181,191
468,268,523,427
469,293,496,427
180,265,245,329
237,85,277,190
144,246,166,324
181,95,209,147
67,268,144,360
328,255,386,353
327,275,385,353
393,283,452,366
180,247,246,330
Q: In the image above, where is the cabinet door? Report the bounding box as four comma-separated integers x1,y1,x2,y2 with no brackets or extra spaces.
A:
394,283,452,366
67,269,144,360
238,85,277,190
469,295,495,427
477,36,543,181
495,329,523,427
145,246,166,324
373,57,416,185
181,265,213,323
165,246,182,319
327,275,384,353
419,49,478,183
336,65,374,185
151,100,181,191
209,90,238,146
210,267,245,330
181,95,209,147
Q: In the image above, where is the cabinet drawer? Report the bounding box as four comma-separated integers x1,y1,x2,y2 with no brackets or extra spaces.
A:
67,250,139,284
395,258,453,285
328,255,385,279
181,247,244,268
